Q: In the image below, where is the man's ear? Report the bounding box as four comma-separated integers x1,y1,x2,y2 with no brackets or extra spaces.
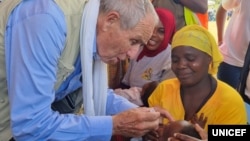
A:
102,11,120,31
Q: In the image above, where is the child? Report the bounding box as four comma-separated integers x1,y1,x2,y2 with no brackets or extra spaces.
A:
144,120,202,141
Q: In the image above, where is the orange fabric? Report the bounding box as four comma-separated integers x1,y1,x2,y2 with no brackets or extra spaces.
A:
197,12,208,29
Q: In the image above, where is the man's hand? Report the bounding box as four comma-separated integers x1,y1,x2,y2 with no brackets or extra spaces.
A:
112,107,161,137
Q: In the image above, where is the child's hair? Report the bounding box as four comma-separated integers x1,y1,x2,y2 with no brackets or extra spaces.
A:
177,124,201,139
141,81,159,107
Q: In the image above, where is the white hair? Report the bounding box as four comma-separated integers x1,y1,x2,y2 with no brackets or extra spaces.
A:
99,0,158,29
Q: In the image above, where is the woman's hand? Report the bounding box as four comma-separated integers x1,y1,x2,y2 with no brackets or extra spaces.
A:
153,106,175,122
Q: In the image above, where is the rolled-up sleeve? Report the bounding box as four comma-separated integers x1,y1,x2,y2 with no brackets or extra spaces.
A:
106,89,138,115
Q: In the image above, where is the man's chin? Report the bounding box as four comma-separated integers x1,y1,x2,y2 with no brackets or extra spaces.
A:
108,60,119,64
102,58,119,64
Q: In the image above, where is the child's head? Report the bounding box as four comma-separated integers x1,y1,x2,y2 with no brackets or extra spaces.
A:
141,81,159,107
158,120,202,141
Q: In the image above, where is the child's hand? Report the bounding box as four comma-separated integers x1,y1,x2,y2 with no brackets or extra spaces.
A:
190,113,207,128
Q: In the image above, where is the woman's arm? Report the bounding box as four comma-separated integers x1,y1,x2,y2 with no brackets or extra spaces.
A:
179,0,208,14
216,4,227,45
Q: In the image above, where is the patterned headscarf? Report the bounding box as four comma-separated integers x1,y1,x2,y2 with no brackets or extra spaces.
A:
137,8,176,61
171,25,223,75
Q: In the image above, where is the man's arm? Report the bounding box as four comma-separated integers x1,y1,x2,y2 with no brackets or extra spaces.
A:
106,89,139,115
216,0,241,45
216,4,227,46
178,0,208,14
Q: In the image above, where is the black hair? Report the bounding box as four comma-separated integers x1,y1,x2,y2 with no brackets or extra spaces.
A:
141,81,159,107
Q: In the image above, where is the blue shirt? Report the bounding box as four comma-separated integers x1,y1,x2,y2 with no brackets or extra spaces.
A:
4,0,137,140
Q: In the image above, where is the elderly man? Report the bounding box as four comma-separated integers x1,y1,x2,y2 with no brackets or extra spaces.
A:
0,0,173,140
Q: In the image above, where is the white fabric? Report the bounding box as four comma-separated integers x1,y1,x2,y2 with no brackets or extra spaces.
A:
80,0,107,116
219,0,250,67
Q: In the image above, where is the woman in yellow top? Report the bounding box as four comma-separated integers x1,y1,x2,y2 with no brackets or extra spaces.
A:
148,25,247,132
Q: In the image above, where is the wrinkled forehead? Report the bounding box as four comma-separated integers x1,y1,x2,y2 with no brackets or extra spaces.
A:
132,14,157,44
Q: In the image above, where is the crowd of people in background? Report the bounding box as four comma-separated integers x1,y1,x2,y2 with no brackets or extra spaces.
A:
0,0,249,141
208,8,232,21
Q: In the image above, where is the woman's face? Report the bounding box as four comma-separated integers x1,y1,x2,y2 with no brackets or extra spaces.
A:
146,20,165,51
171,46,211,87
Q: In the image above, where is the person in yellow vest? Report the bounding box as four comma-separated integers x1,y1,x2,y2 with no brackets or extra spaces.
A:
0,0,175,140
152,0,208,30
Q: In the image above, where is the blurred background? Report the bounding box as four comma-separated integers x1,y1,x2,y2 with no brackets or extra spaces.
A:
208,0,232,42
